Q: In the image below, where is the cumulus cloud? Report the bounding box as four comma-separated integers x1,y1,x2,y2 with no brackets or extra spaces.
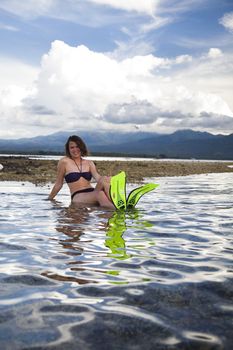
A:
1,40,233,138
24,41,233,132
207,48,223,59
0,57,40,138
0,85,36,138
0,57,38,87
104,99,159,124
158,112,233,134
219,12,233,33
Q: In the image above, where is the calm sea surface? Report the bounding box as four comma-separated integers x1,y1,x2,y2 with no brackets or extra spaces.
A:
1,153,233,162
0,173,233,349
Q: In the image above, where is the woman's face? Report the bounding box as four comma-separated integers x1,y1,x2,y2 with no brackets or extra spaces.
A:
69,141,81,158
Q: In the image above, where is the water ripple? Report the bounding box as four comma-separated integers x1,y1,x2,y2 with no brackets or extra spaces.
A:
0,173,232,349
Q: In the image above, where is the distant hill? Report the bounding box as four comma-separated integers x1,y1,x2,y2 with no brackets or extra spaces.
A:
92,130,233,160
0,130,158,155
0,129,232,160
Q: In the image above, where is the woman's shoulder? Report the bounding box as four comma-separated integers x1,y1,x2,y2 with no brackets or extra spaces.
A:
84,159,95,167
58,156,71,165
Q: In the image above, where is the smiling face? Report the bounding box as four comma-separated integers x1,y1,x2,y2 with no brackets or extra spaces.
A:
68,141,81,159
65,135,88,158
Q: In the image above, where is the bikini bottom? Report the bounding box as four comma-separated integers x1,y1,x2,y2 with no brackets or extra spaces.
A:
71,187,94,200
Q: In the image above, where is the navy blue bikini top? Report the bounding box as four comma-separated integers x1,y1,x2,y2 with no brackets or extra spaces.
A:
65,171,92,183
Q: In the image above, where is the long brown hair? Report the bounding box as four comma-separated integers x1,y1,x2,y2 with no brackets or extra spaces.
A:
65,135,88,157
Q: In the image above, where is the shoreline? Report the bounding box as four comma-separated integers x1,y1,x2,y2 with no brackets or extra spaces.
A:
0,156,233,184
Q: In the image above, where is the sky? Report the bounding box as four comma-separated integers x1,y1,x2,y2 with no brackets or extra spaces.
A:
0,0,233,139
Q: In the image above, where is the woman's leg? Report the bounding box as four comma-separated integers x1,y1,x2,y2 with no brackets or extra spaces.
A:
95,176,115,208
72,188,114,209
95,176,112,201
72,191,98,206
96,191,115,209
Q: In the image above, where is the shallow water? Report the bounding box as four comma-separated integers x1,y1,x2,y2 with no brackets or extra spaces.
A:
0,173,233,349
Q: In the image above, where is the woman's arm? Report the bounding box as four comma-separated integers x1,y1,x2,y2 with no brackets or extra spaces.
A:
89,160,111,194
48,159,66,200
89,160,102,182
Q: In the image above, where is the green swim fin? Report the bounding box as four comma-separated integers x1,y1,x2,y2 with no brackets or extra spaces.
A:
109,171,127,210
126,183,159,209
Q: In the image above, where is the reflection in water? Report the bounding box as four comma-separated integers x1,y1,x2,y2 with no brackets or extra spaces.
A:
105,210,128,260
55,203,112,242
42,204,107,285
0,173,233,349
105,209,154,260
42,204,154,284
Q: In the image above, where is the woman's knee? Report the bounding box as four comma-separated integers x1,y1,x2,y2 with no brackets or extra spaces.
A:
97,176,110,188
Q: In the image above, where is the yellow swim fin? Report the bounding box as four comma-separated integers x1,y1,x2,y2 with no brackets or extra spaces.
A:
109,171,127,210
126,183,159,209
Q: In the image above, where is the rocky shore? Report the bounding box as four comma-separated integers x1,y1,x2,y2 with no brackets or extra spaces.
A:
0,156,233,185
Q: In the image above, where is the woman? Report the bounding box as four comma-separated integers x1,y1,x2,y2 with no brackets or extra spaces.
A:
48,135,115,209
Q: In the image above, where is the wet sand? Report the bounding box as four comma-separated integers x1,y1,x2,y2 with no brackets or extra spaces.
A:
0,156,233,184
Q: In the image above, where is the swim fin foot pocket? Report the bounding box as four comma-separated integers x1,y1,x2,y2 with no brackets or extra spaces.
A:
126,183,159,209
109,171,127,210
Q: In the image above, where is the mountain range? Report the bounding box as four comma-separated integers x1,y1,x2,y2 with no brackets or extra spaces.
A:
0,129,233,160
